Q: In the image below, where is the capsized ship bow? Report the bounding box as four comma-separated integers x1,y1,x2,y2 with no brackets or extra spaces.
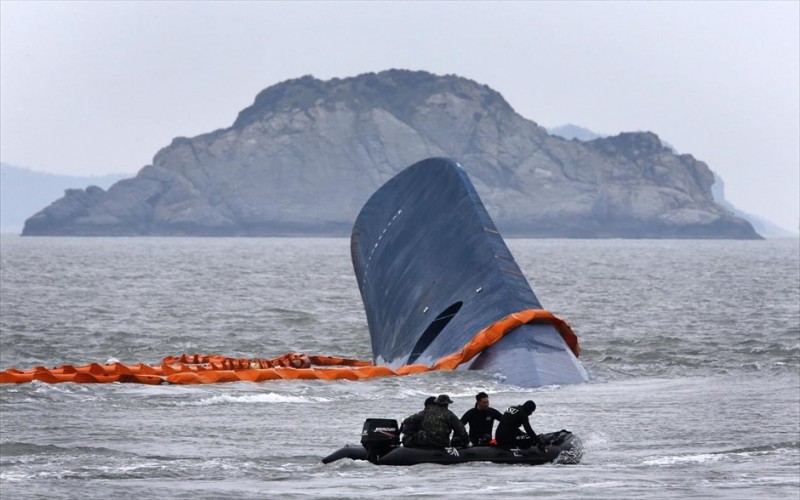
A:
351,157,588,387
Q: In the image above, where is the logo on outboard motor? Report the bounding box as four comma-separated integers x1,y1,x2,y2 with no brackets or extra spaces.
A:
361,418,400,447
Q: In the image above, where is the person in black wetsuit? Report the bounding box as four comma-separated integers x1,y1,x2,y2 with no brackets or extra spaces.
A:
495,400,545,450
460,392,503,446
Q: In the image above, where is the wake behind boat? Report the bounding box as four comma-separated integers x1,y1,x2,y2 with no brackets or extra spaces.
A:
322,418,582,466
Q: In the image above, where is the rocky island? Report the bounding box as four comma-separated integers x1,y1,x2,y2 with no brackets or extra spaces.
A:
22,70,760,239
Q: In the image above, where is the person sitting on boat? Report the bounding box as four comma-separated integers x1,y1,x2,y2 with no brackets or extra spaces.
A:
401,394,469,448
495,400,545,451
460,392,503,446
400,396,435,446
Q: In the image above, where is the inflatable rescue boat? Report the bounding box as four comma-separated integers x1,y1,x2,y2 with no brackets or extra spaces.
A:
322,418,583,466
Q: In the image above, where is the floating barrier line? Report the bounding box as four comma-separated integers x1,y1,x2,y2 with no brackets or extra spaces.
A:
0,309,579,385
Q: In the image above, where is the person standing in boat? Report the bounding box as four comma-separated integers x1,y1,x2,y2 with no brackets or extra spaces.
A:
401,394,469,448
460,392,503,446
495,400,546,450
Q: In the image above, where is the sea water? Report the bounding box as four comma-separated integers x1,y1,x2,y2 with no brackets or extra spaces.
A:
1,236,798,499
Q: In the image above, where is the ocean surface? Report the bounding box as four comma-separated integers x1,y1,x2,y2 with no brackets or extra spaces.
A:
1,235,798,499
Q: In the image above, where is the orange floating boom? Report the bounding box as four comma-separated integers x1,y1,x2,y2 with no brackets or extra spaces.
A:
0,309,579,385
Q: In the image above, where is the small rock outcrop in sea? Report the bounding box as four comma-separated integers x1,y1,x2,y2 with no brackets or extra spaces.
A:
22,70,760,238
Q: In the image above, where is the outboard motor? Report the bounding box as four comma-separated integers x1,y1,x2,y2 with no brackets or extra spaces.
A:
361,418,399,463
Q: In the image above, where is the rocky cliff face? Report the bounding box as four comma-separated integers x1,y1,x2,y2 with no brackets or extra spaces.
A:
23,70,760,238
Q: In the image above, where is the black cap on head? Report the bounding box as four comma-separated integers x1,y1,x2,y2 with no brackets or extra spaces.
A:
522,400,536,414
435,394,453,405
424,396,436,407
475,392,488,401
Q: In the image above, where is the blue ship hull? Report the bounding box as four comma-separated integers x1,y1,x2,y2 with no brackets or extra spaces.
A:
350,158,587,387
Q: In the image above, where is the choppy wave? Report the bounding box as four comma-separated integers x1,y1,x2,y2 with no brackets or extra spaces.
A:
0,442,124,457
642,441,800,466
1,237,798,499
179,392,333,406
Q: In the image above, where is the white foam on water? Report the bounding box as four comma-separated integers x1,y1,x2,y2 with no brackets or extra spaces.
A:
576,480,631,489
0,471,31,483
643,453,725,465
181,392,332,406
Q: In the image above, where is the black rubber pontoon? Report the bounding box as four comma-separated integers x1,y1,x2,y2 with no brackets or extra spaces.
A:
322,430,582,466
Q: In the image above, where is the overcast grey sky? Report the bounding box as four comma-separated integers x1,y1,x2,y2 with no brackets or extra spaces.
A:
1,1,798,231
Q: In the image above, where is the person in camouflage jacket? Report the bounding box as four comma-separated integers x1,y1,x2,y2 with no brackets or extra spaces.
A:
401,394,469,448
